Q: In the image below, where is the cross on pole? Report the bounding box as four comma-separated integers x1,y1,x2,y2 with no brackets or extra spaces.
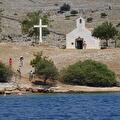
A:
34,19,47,44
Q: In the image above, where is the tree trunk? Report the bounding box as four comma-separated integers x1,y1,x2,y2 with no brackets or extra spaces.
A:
44,76,48,84
35,35,37,44
115,39,117,48
106,39,109,48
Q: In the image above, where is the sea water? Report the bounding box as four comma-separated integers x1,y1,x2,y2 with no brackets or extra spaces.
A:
0,93,120,120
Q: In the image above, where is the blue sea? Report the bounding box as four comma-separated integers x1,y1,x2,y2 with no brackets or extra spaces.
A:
0,93,120,120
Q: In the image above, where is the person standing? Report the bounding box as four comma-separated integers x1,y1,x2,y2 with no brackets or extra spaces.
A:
17,67,21,80
9,58,13,68
83,41,87,49
29,66,35,81
29,70,33,81
19,56,24,67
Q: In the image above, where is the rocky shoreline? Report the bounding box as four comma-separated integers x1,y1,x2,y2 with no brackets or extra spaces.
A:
1,83,120,95
0,82,54,95
0,86,53,95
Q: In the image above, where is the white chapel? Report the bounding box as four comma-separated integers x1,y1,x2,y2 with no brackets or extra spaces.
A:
66,17,100,49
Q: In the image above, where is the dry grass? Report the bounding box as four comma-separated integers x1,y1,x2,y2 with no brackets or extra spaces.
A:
0,42,120,81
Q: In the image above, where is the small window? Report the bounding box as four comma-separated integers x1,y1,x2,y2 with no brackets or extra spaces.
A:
80,19,82,23
71,42,74,45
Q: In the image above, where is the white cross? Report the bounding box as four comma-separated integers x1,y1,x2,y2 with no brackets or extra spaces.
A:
34,19,47,44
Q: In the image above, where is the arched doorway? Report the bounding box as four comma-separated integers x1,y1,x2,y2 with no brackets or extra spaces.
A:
75,37,84,49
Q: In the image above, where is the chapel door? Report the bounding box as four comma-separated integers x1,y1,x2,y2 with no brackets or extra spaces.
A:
76,38,83,49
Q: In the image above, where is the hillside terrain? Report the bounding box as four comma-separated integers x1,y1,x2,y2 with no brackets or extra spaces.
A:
0,1,120,93
0,0,120,46
0,43,120,80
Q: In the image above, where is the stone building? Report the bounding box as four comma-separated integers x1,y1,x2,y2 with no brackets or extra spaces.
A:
66,17,100,49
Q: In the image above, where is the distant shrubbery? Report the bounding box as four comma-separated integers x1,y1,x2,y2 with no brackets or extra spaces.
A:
60,60,117,87
70,10,78,16
116,23,120,27
87,17,93,23
60,3,71,12
0,63,13,82
30,52,58,83
101,13,107,18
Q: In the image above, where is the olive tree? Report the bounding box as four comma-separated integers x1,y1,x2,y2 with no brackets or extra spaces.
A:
30,52,58,84
21,11,50,42
92,22,118,47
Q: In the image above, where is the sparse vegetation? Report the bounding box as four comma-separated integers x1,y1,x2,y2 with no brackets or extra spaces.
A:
14,13,18,16
87,17,93,23
101,13,107,18
30,52,58,83
60,60,117,87
116,23,120,27
60,3,71,12
70,10,78,16
0,63,13,82
54,3,58,6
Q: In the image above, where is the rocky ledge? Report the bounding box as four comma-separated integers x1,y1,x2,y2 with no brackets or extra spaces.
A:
0,82,53,95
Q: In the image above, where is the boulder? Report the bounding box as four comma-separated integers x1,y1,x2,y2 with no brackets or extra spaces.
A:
0,89,5,94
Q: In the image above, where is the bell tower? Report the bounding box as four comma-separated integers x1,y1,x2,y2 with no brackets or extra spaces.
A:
76,17,85,29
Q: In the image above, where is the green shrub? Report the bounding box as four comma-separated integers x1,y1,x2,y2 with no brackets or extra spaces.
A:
87,17,93,23
0,63,13,82
30,52,58,83
116,23,120,27
70,10,78,16
101,13,107,18
60,3,71,12
60,60,117,87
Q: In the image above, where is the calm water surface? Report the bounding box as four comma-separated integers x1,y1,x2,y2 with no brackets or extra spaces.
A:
0,93,120,120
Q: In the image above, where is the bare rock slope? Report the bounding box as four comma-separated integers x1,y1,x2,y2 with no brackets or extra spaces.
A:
0,0,120,43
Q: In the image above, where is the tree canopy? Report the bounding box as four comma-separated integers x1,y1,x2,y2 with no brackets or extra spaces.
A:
60,60,117,87
60,3,71,12
0,63,13,82
30,52,58,83
21,11,50,39
92,22,118,47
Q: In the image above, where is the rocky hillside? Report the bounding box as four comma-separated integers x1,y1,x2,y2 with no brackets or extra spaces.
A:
0,0,120,46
